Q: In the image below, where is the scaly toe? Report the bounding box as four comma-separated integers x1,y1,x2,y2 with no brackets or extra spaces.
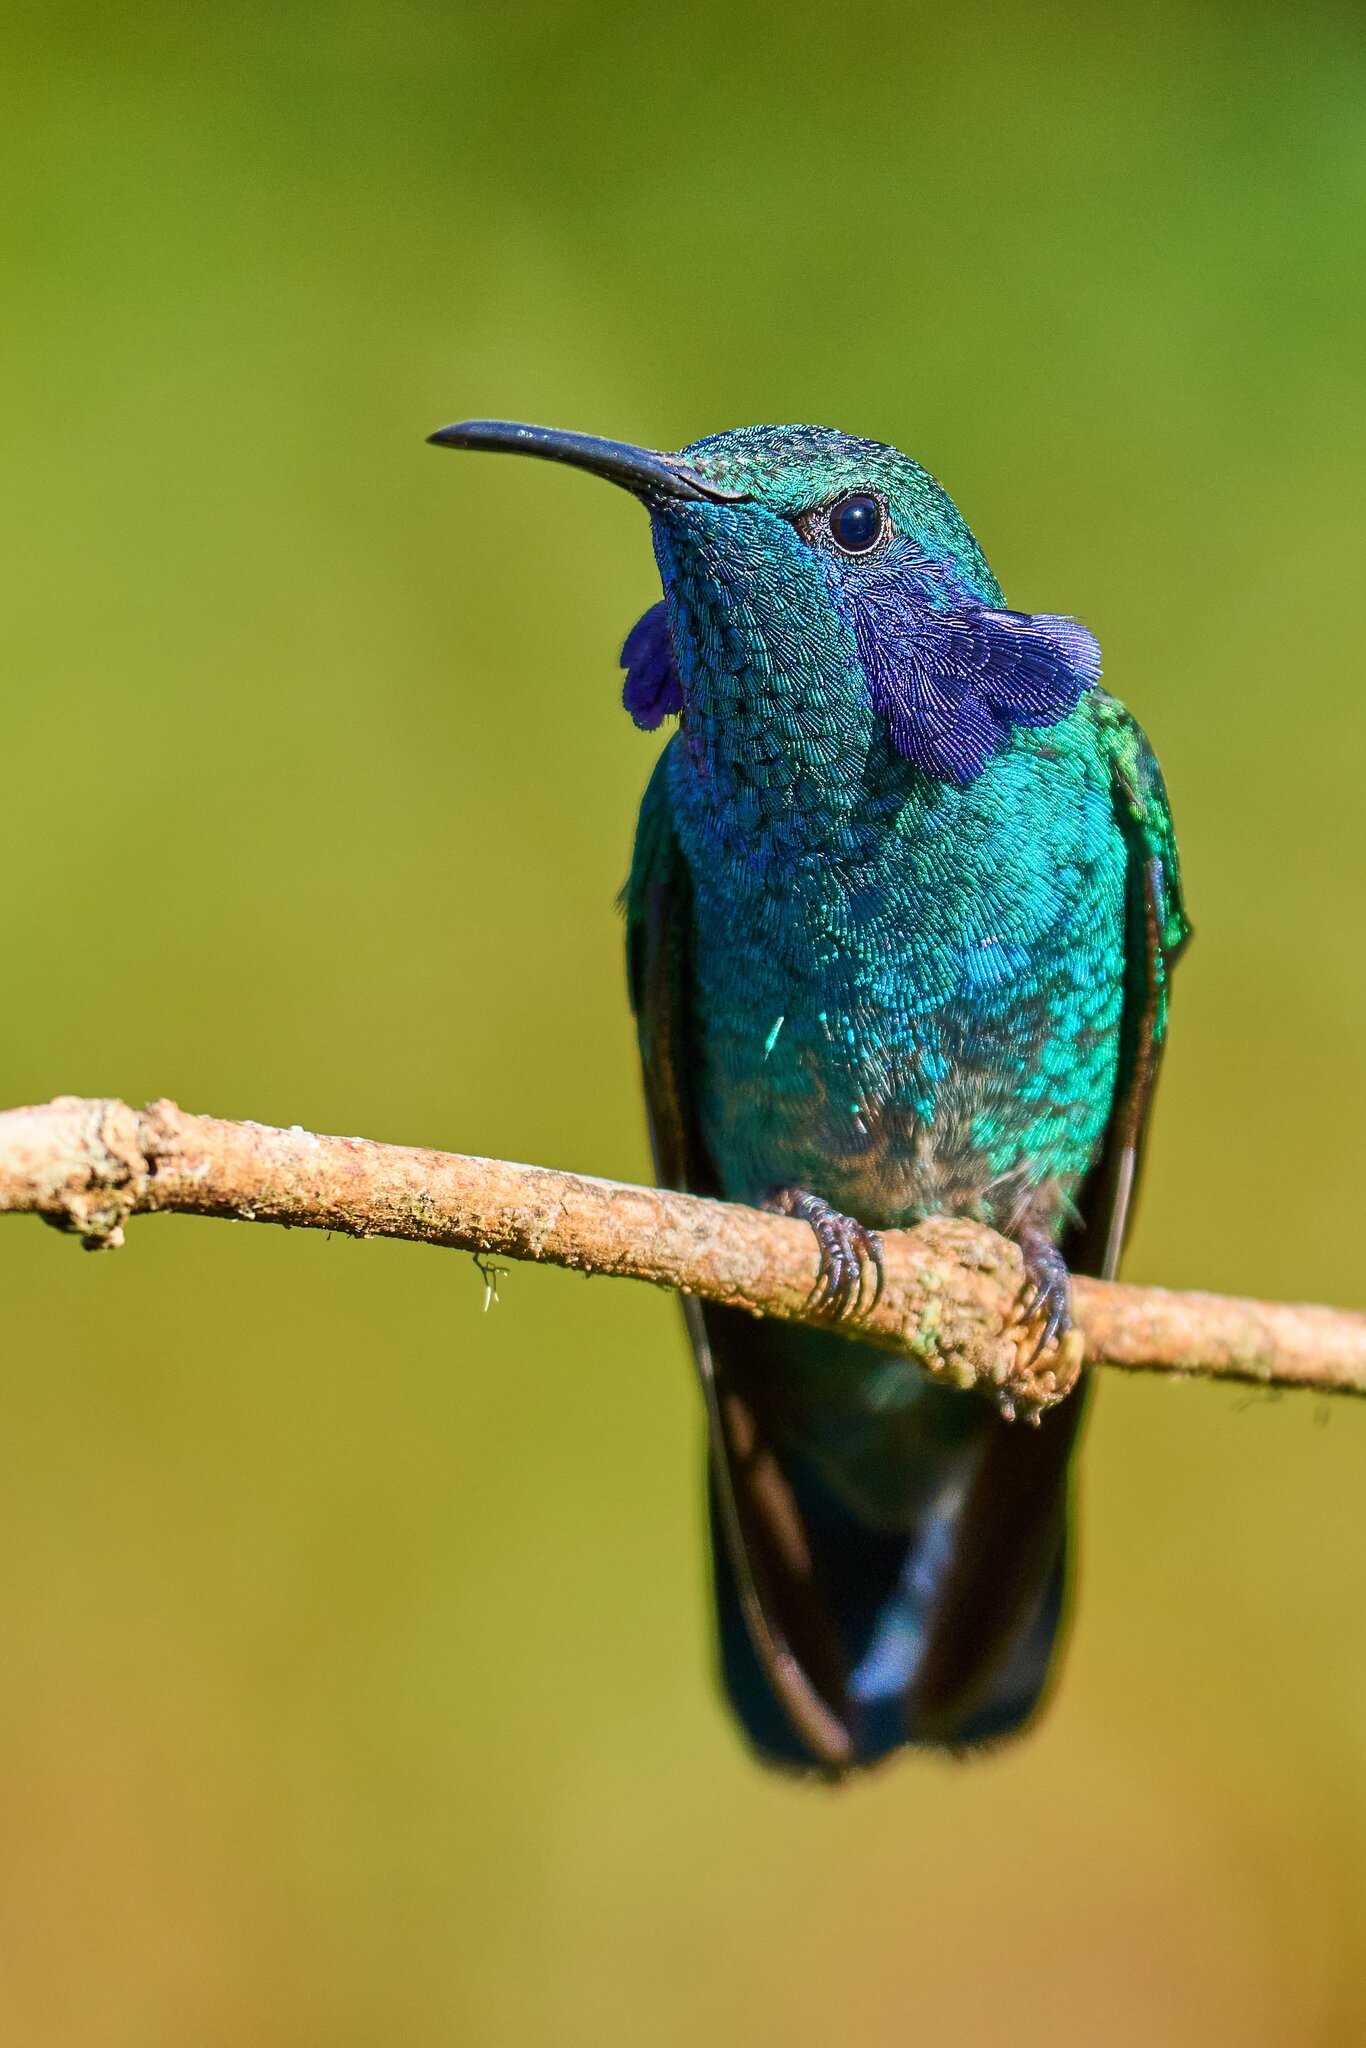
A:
853,1222,886,1314
1016,1227,1073,1367
765,1188,883,1324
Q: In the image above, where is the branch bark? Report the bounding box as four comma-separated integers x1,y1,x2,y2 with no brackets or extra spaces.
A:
1,1095,1362,1415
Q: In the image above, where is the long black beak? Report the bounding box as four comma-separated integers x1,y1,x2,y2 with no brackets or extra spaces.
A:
426,419,748,504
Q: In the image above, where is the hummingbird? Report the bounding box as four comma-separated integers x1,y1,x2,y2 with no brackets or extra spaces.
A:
430,418,1189,1776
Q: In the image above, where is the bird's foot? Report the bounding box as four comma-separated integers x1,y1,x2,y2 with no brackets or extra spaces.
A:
1005,1227,1083,1421
1017,1228,1072,1362
765,1187,884,1322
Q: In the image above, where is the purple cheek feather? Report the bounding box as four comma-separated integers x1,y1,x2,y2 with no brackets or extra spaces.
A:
621,602,683,730
621,586,1100,783
849,588,1102,783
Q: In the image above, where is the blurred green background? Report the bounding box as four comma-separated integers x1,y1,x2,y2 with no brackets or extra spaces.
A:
2,2,1365,2041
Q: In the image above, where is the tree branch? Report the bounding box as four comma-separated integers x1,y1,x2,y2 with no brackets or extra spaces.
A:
1,1095,1362,1415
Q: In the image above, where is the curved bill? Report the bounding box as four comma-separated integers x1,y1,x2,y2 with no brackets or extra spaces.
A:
426,419,748,504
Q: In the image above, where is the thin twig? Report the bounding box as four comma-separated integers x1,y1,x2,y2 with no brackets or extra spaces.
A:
1,1095,1363,1414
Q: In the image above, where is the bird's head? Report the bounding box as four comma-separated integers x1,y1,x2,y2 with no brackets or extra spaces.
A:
429,419,1099,787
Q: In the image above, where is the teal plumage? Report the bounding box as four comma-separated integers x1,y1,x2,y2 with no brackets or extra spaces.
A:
430,417,1190,1776
660,705,1129,1234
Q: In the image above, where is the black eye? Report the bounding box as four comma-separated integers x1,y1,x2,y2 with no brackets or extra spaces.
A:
827,493,885,554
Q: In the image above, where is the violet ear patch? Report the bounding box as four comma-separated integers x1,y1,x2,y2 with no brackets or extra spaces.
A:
851,591,1101,783
621,601,683,730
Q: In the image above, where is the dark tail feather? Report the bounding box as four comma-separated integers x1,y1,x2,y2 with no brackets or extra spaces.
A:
709,1445,1071,1767
697,1306,1085,1771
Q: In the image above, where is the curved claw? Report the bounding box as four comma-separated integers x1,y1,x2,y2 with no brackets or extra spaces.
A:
1016,1228,1073,1366
765,1188,884,1323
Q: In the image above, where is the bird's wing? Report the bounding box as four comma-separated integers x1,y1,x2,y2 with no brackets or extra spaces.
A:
882,693,1191,1748
625,741,862,1774
622,743,712,1197
1064,689,1191,1281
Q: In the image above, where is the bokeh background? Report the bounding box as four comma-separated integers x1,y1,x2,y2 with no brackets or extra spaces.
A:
2,3,1365,2041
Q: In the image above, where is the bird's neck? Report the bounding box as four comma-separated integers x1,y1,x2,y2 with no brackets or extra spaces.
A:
657,534,878,869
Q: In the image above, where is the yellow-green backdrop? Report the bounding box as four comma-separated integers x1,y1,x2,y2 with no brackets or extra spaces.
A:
3,5,1365,2042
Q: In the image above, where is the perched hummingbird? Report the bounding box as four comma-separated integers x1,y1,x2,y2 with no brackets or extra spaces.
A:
431,419,1189,1775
